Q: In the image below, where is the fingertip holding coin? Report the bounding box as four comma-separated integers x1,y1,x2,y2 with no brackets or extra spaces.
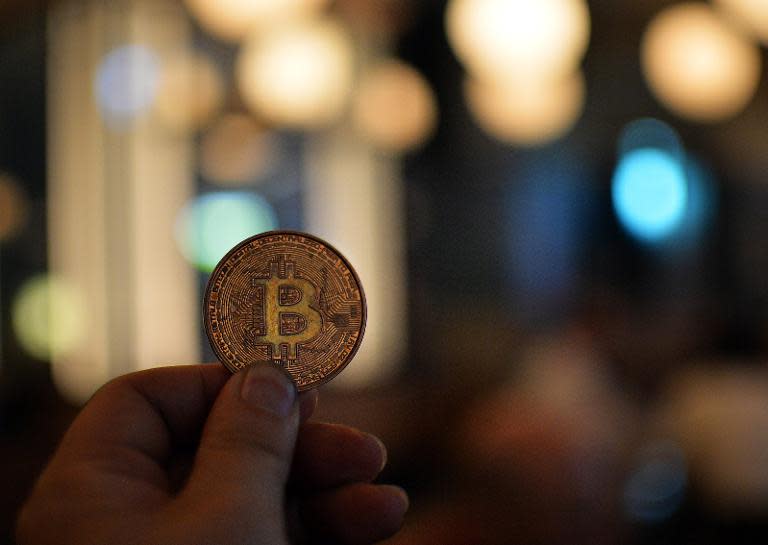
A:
204,230,366,391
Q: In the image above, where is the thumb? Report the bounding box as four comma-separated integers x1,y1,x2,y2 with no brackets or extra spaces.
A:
185,363,300,510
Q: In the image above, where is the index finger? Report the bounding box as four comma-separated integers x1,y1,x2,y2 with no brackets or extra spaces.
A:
59,364,231,466
59,364,318,464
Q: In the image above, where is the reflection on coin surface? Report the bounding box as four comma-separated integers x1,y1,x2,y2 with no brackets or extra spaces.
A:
204,231,366,390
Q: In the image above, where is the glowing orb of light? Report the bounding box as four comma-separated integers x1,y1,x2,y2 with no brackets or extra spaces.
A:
352,60,437,153
0,173,28,242
184,0,328,42
236,18,354,129
714,0,768,45
642,3,761,122
95,44,161,125
176,191,278,272
464,71,585,146
12,274,87,361
618,117,684,158
200,114,277,186
445,0,590,80
154,52,224,133
612,148,688,243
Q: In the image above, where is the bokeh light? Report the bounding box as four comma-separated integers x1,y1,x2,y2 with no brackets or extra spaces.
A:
464,71,585,146
236,18,354,129
95,44,161,126
0,173,29,242
624,441,688,523
184,0,328,42
612,148,688,243
175,191,278,272
614,118,716,250
445,0,590,80
618,117,684,158
714,0,768,44
11,274,86,361
612,148,688,242
200,114,277,186
186,0,328,41
352,59,437,153
154,52,224,133
642,2,761,122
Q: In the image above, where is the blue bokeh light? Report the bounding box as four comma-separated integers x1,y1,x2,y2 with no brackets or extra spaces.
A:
612,148,688,243
176,191,278,272
95,44,160,124
618,118,683,158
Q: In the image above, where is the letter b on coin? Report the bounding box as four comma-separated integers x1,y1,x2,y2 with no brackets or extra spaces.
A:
254,260,322,362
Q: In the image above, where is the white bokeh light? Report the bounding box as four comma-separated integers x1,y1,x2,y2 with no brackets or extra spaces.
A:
714,0,768,44
445,0,590,80
642,2,761,122
464,71,585,146
236,18,354,128
184,0,328,42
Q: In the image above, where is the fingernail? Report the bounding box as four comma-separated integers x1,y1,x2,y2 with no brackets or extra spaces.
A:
385,485,410,513
395,486,410,512
240,364,296,417
371,434,388,474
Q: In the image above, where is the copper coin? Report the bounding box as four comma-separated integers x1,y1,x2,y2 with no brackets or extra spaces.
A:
204,230,366,390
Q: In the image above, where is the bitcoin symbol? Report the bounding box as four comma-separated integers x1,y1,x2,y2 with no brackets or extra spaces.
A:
255,260,322,362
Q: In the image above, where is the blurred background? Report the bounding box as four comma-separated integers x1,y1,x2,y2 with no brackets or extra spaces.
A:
3,0,768,543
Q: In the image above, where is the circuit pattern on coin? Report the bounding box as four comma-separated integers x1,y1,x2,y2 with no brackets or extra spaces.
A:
204,231,366,390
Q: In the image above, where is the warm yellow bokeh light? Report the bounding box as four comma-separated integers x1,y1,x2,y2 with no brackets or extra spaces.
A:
236,18,354,129
154,52,224,133
714,0,768,44
0,173,28,242
12,275,86,361
465,71,585,146
445,0,590,80
642,3,761,122
184,0,328,42
352,60,437,153
200,114,276,185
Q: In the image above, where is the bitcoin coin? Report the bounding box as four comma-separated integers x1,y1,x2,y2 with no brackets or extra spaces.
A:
204,231,366,390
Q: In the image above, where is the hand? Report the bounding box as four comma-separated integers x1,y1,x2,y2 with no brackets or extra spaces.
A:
16,364,408,545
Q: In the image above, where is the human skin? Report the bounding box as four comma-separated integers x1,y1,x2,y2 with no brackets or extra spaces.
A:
16,363,408,545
